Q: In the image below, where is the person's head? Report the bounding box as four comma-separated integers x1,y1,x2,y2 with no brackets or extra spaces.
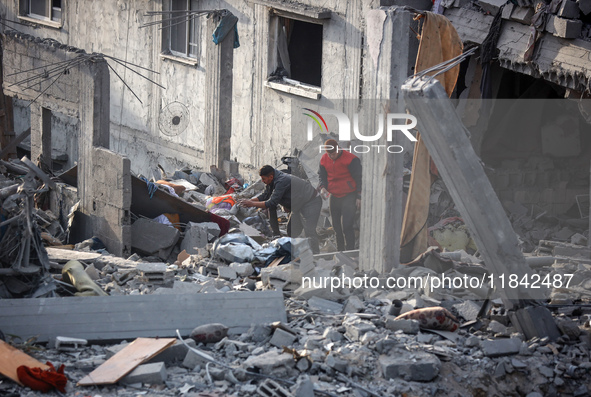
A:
324,139,341,160
259,165,275,185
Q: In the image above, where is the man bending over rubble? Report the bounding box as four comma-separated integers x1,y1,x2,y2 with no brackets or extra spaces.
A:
239,165,322,254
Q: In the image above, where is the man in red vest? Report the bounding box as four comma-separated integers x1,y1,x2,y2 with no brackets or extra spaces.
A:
318,139,362,252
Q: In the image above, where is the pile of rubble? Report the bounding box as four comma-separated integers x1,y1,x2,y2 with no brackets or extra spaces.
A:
2,158,591,396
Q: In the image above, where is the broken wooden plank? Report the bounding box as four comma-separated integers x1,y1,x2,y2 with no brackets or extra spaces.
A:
45,247,103,262
0,291,287,343
0,340,50,386
77,337,175,386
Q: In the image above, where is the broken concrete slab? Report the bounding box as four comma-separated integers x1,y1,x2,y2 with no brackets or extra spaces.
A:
131,218,180,259
308,296,344,314
379,350,441,381
385,318,420,334
180,222,209,254
545,15,583,39
557,0,580,19
0,291,287,342
269,328,297,348
481,337,522,357
478,0,507,14
243,350,295,375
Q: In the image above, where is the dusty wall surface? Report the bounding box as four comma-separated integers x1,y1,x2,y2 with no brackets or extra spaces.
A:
0,0,382,178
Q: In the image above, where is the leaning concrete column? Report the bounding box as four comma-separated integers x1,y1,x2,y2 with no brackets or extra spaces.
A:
358,8,412,274
204,12,234,169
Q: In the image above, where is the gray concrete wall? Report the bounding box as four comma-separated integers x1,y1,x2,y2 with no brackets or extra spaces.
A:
0,0,382,179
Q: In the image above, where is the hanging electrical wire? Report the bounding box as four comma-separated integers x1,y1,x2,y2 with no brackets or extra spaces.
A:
3,35,166,107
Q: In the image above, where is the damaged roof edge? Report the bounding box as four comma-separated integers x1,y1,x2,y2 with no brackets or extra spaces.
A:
445,7,591,92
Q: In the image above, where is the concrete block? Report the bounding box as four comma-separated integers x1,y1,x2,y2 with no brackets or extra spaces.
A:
243,351,295,375
217,265,238,280
308,296,344,313
181,222,209,254
150,338,196,364
580,0,591,15
323,327,344,342
453,300,481,321
478,0,507,14
379,350,441,381
182,348,208,369
229,262,254,277
545,15,582,39
269,328,297,348
131,218,180,258
200,222,221,238
121,362,167,385
344,321,376,341
385,318,420,334
557,0,580,19
325,353,348,373
343,295,365,313
501,3,514,19
481,337,522,357
510,6,534,24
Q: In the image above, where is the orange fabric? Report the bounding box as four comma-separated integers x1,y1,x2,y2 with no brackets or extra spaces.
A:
400,12,463,263
164,213,181,231
17,361,67,393
156,180,186,195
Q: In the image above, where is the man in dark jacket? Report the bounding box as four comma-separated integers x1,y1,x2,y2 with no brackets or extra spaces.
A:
318,139,362,251
239,165,322,253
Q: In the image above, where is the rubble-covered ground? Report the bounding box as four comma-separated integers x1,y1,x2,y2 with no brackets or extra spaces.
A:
1,158,591,397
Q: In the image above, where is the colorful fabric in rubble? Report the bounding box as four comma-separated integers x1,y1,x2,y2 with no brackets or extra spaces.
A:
395,306,460,332
206,195,236,212
17,361,67,393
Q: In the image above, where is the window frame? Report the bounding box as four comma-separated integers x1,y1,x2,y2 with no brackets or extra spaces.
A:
18,0,62,28
161,0,201,64
266,9,326,99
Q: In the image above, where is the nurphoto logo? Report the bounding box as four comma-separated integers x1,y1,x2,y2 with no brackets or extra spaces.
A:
303,108,417,153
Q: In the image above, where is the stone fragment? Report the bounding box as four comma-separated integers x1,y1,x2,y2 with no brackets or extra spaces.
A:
385,318,420,334
343,295,365,313
180,222,209,254
131,218,180,259
453,300,481,322
380,350,441,381
270,328,297,348
120,362,167,385
546,15,582,38
243,350,295,375
481,338,522,357
478,0,507,14
308,296,343,313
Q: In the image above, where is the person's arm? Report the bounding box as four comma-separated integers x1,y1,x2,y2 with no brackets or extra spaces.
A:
239,197,268,209
263,174,289,208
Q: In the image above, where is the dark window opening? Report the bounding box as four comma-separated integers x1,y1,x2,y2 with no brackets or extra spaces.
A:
274,18,323,87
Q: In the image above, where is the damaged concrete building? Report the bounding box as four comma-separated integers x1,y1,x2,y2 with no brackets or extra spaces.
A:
2,0,591,396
